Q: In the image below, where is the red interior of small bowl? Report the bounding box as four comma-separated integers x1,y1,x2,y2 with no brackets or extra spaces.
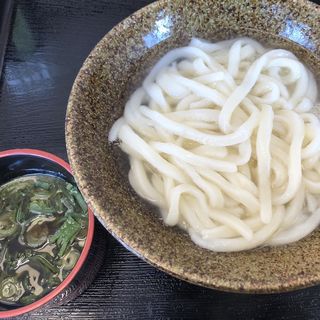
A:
0,149,94,318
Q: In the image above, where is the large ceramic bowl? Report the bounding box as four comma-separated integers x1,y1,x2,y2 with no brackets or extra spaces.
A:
66,0,320,293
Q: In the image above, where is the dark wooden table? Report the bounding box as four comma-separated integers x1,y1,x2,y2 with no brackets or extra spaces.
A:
1,1,320,319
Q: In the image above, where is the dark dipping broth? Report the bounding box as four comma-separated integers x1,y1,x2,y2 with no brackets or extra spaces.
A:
0,174,88,307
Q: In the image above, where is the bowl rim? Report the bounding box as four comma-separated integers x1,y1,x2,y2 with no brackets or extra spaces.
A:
66,0,320,294
0,149,95,318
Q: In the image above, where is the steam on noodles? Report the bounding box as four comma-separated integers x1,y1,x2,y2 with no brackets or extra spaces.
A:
108,37,320,252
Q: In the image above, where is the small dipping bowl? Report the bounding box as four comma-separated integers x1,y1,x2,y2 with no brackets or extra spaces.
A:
0,149,99,318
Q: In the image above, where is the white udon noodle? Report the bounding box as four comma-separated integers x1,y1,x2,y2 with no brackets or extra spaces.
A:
108,37,320,252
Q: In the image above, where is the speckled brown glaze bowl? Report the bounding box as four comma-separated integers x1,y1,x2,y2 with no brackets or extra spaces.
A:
66,0,320,293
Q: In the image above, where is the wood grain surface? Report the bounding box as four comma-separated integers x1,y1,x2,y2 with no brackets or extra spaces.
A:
0,0,320,319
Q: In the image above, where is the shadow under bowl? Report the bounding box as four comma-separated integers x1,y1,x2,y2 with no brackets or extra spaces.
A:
66,0,320,293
